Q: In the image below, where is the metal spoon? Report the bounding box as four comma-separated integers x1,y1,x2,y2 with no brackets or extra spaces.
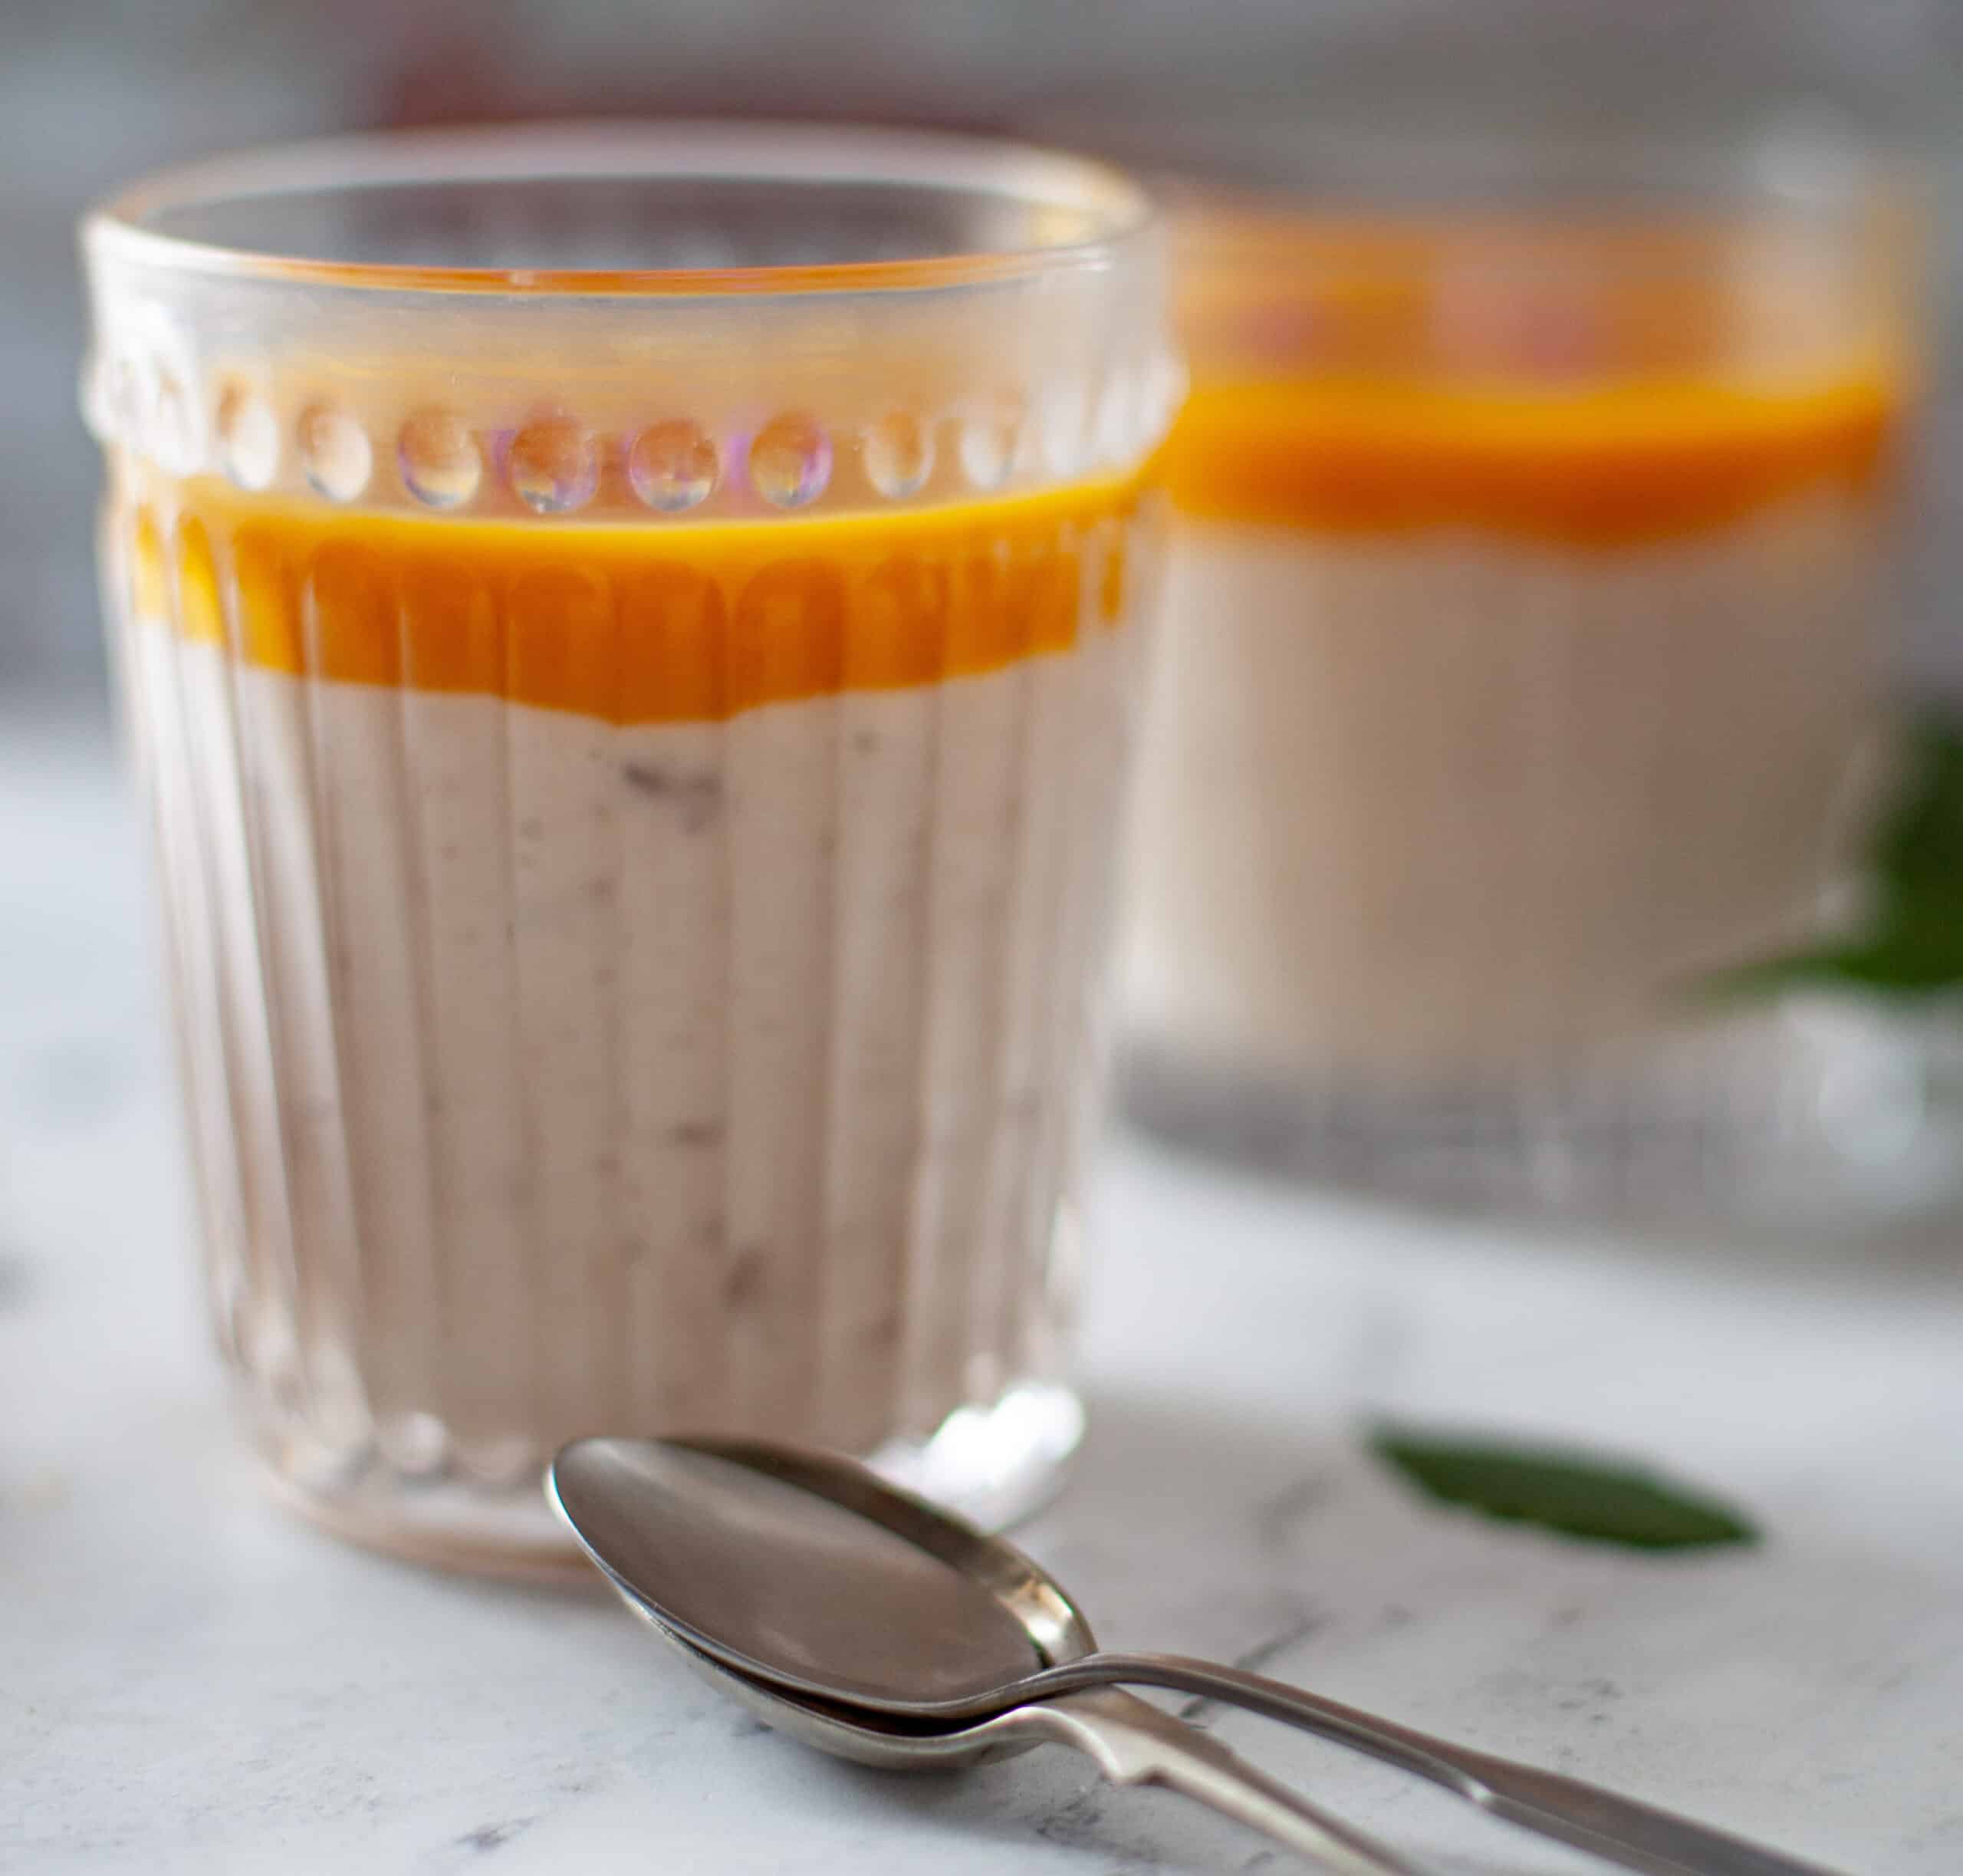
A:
649,1608,1430,1874
552,1433,1418,1870
550,1433,1849,1876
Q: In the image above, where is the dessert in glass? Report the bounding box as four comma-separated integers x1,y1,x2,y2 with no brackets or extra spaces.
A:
82,124,1174,1570
1118,122,1922,1214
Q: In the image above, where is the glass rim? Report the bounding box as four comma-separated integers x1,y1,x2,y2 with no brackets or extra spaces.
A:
1018,87,1919,222
83,119,1159,300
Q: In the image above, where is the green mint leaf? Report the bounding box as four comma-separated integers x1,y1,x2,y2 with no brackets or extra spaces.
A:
1700,710,1963,1002
1872,716,1963,900
1695,917,1963,1002
1368,1425,1759,1552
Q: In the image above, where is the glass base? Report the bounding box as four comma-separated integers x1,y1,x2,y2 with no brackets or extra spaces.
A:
1119,1000,1957,1229
258,1379,1086,1580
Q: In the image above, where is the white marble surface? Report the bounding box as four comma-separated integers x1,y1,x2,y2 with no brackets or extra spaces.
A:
6,703,1963,1876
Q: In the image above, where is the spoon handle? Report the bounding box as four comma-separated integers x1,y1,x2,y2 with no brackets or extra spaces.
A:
1016,1686,1431,1876
1080,1654,1848,1876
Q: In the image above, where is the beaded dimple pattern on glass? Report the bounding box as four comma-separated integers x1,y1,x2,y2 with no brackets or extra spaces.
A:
83,347,1181,518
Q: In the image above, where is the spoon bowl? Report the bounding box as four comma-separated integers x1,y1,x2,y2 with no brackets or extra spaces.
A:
617,1574,1041,1772
551,1432,1087,1709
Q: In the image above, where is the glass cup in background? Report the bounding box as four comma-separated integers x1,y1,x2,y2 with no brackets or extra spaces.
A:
81,125,1174,1571
1083,107,1928,1219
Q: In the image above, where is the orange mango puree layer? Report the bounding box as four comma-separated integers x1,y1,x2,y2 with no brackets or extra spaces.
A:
124,471,1148,724
1162,373,1898,547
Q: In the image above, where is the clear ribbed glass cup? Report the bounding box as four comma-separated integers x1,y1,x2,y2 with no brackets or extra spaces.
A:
81,124,1174,1572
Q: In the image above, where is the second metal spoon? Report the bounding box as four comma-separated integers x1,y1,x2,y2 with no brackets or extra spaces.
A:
649,1614,1428,1874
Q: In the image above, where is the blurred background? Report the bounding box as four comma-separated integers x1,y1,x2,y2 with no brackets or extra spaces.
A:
5,0,1959,707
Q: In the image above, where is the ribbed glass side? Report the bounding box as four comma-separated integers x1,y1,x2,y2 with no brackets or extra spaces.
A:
107,467,1160,1565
